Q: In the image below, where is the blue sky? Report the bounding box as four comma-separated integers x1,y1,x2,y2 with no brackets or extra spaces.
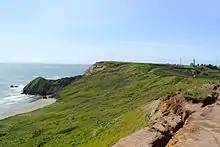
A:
1,0,220,64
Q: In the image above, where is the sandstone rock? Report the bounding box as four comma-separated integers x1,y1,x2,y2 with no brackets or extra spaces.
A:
112,128,167,147
113,86,220,147
153,114,182,136
113,94,189,147
167,102,220,147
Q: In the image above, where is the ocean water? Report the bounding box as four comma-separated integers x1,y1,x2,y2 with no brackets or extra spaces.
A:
0,63,89,116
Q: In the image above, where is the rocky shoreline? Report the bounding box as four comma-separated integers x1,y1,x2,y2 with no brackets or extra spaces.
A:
1,75,84,120
22,75,83,98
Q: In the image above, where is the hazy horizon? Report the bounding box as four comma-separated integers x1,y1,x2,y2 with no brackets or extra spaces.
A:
1,0,220,64
0,60,217,66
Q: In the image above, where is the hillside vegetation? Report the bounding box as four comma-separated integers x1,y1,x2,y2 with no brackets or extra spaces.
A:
1,61,220,147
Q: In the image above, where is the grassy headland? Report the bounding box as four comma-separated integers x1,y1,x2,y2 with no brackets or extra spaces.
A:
0,61,220,147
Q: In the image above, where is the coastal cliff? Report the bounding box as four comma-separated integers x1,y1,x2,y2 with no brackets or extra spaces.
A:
22,75,83,97
1,61,220,147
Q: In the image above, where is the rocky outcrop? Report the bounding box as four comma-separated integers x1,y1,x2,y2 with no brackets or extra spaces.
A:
113,128,167,147
23,75,82,96
10,85,18,88
166,103,220,147
113,94,192,147
84,61,123,76
113,86,220,147
84,63,107,76
166,93,220,147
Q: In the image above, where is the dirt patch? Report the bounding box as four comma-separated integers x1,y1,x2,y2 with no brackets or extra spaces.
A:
199,83,215,90
167,102,220,147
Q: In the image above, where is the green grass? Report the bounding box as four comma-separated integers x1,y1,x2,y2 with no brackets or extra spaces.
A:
1,61,220,147
183,90,211,100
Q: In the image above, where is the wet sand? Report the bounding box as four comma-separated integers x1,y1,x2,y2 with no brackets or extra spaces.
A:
0,98,56,120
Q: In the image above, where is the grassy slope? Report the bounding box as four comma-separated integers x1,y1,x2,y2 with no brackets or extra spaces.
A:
0,62,220,147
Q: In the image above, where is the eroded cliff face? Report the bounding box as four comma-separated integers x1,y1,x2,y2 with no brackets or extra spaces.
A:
113,94,192,147
84,61,123,76
113,84,220,147
167,99,220,147
84,63,107,76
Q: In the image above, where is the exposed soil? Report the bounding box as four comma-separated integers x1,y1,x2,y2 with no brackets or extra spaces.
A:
113,84,220,147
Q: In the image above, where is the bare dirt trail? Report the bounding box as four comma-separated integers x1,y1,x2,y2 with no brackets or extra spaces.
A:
167,100,220,147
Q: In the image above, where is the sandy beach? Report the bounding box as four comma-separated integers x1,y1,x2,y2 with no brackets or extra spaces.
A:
0,98,56,120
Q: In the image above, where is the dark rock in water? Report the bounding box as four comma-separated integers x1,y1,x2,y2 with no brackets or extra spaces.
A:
22,75,83,97
10,85,18,88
